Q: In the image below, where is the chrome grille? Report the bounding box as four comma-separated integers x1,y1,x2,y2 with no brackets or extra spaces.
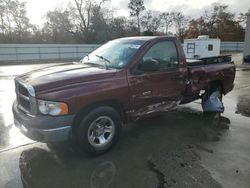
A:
15,78,37,114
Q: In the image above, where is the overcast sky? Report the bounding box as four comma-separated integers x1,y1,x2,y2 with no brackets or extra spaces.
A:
23,0,250,26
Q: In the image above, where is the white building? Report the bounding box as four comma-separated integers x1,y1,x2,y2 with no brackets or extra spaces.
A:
183,35,221,59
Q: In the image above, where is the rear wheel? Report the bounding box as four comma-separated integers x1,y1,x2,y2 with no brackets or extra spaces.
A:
75,106,122,155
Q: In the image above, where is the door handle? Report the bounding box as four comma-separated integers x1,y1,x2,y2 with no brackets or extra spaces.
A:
142,91,152,96
171,75,182,80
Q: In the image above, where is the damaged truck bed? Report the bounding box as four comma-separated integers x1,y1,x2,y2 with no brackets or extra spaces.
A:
13,36,235,154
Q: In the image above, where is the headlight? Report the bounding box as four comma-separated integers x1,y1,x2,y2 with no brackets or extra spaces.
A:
37,100,68,116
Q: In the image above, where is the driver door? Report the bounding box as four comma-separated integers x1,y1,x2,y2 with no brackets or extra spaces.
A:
127,40,187,119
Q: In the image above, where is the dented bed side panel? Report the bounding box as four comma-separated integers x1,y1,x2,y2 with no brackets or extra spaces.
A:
187,63,235,95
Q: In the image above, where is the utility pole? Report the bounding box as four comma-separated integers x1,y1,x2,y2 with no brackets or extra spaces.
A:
243,13,250,63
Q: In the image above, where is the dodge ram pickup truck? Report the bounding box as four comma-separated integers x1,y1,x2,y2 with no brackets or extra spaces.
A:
13,36,235,154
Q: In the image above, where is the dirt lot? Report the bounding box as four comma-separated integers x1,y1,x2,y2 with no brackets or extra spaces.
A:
0,55,250,188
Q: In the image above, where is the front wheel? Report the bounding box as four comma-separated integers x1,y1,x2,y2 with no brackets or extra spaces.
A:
75,106,122,155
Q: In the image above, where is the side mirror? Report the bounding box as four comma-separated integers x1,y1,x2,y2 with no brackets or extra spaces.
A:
142,59,159,72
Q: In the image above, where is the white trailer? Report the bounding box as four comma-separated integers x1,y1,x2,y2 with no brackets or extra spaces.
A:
183,35,221,59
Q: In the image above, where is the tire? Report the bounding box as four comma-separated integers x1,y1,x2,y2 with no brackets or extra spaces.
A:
75,106,122,155
205,84,223,101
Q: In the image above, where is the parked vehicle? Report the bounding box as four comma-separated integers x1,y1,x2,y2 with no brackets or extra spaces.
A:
244,55,250,63
13,36,235,155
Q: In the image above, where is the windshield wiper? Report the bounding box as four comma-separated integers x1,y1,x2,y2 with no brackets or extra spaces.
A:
95,54,111,64
95,54,111,69
83,62,103,68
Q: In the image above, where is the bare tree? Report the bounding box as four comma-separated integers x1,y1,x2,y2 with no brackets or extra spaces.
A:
160,12,173,34
171,12,188,41
7,0,31,41
185,17,208,38
141,11,162,34
0,0,32,43
128,0,145,35
108,16,127,38
43,9,76,43
0,0,6,36
185,3,245,41
71,0,92,42
66,0,109,43
238,8,250,27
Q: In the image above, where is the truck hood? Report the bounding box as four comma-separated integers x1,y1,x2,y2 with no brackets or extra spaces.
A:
18,62,118,92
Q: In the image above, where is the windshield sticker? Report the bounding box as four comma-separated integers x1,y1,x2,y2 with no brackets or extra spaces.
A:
118,61,124,66
126,44,141,49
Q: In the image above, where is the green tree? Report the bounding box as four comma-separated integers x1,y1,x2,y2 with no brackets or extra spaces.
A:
128,0,145,35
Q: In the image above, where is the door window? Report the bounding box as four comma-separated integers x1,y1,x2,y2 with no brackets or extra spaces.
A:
187,43,195,54
208,44,213,51
143,41,178,69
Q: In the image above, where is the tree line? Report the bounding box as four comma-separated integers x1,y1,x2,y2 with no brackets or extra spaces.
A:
0,0,249,44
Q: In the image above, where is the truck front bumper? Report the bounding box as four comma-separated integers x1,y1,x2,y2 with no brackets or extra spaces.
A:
12,101,75,142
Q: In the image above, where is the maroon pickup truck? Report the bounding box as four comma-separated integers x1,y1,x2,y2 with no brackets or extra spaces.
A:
13,36,235,154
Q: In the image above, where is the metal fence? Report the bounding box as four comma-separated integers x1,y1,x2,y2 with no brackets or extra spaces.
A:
0,44,100,63
220,42,244,52
0,42,244,63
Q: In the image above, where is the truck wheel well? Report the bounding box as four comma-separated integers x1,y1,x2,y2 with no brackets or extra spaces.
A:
208,80,224,94
72,101,127,132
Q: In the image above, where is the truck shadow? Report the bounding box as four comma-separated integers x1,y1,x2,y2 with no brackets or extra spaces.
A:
19,107,230,188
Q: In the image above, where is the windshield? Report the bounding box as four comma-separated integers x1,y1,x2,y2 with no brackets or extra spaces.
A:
81,39,145,69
